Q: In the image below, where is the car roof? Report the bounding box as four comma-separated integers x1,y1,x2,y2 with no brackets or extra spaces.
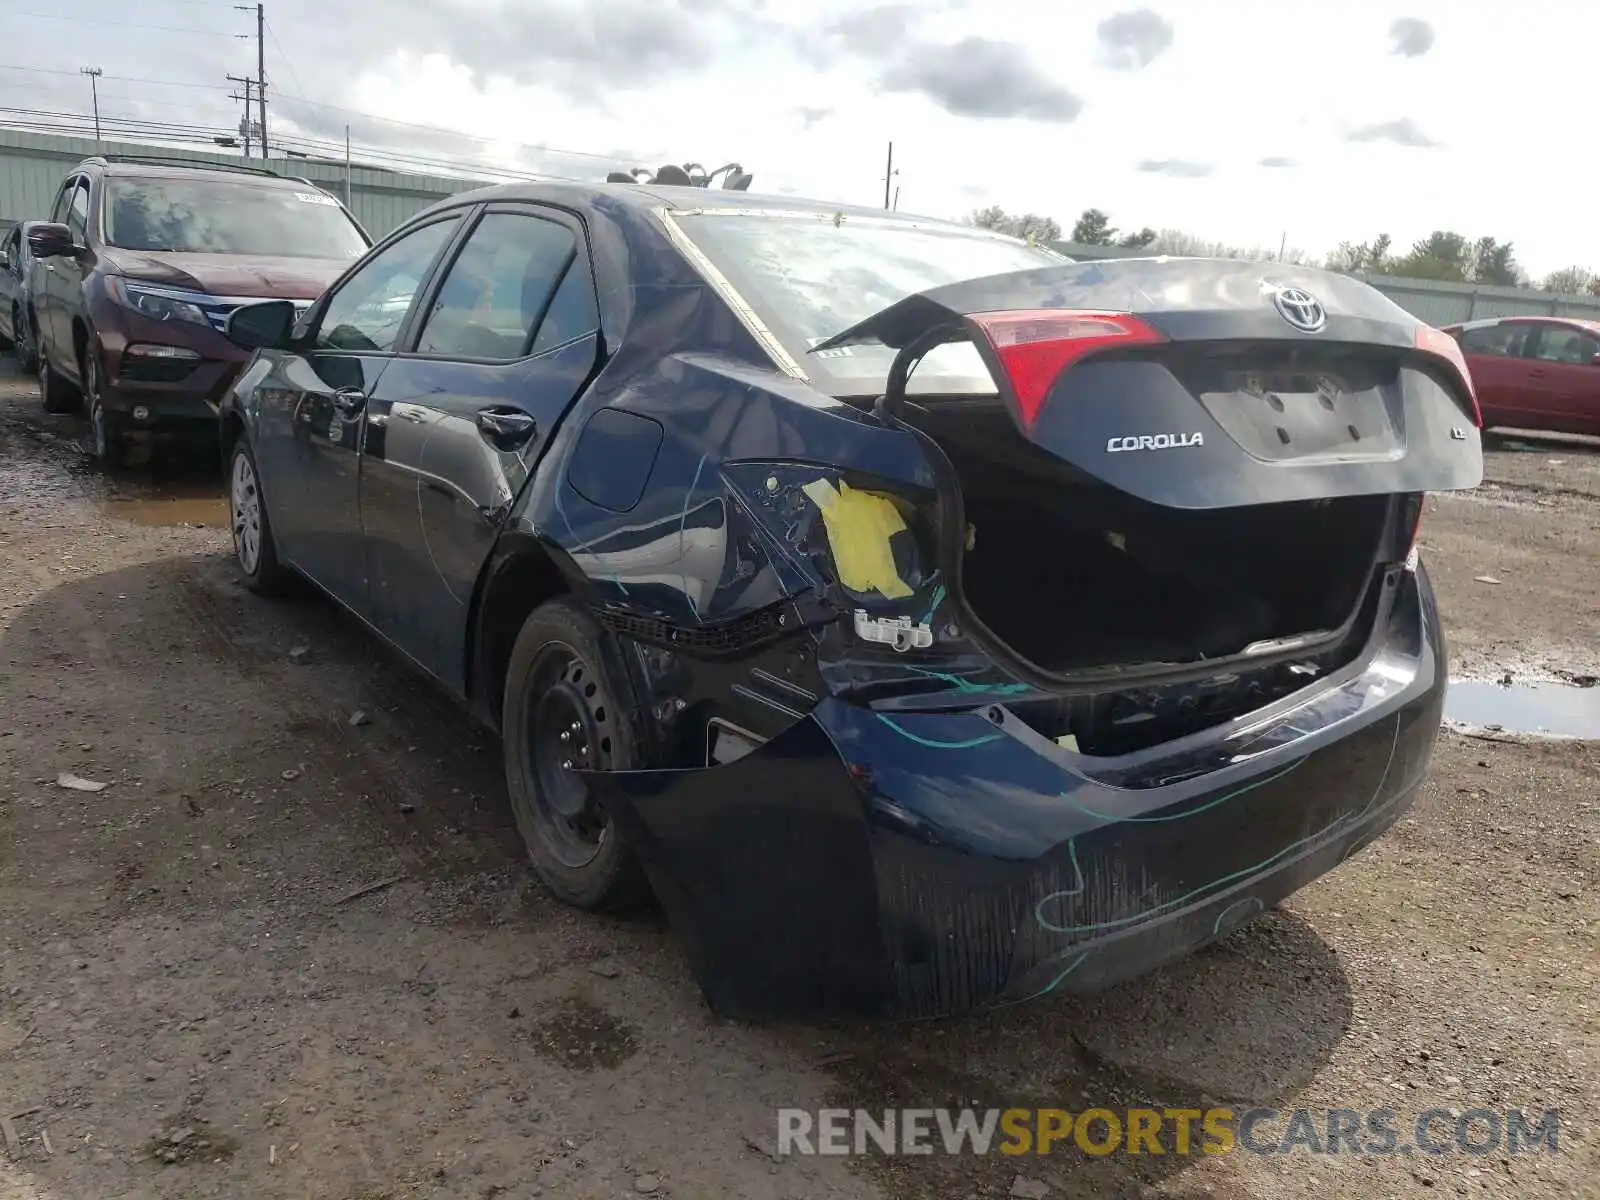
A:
425,179,994,232
84,159,309,187
1452,314,1600,335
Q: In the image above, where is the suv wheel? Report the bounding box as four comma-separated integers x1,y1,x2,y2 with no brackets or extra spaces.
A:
83,351,125,468
501,599,650,910
39,354,79,415
13,307,39,375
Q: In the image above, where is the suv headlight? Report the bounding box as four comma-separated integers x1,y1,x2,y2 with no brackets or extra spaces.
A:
105,278,212,328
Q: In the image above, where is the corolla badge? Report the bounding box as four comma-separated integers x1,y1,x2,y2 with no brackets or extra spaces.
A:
1106,432,1205,453
1267,283,1327,333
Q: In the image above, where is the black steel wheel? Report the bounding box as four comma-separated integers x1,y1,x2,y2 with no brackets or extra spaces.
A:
501,598,648,910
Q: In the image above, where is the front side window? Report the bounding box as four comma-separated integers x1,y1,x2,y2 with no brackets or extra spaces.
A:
102,177,369,259
314,218,460,354
1531,324,1600,365
1458,323,1531,357
50,179,76,224
67,183,91,243
672,210,1072,396
415,212,593,360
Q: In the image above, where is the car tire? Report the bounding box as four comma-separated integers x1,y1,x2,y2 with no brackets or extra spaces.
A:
501,598,650,911
227,437,295,596
39,354,79,415
82,350,126,469
13,307,39,375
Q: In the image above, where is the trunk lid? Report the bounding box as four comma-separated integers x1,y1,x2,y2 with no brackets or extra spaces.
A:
812,259,1484,509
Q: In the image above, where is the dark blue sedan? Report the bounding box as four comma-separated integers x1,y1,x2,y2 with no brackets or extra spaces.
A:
217,182,1483,1019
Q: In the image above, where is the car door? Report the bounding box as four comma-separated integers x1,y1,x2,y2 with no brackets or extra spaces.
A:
359,204,603,688
34,178,80,361
0,227,19,341
250,212,465,616
1522,322,1600,435
1454,320,1534,426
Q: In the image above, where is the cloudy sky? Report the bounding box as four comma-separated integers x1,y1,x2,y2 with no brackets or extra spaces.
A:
1,0,1595,277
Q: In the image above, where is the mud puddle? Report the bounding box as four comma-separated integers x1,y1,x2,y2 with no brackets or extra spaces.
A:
92,473,228,528
1444,677,1600,739
99,494,228,528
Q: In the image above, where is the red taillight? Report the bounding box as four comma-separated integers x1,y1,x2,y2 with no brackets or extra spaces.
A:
966,309,1167,429
1414,324,1481,427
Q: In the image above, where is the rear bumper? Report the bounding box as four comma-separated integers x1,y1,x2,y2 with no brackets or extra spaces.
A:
591,565,1447,1020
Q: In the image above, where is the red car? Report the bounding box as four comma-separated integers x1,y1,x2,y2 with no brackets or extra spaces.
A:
1443,316,1600,437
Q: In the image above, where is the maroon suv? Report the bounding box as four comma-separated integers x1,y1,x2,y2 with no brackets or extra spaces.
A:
27,155,371,465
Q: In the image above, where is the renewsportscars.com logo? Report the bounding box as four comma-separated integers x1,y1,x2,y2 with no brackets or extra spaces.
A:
776,1107,1561,1159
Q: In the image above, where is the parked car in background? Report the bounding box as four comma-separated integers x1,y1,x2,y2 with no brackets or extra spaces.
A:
217,183,1482,1020
1443,316,1600,438
26,155,370,466
0,219,43,373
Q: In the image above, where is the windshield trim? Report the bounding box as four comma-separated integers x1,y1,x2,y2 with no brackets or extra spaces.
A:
99,177,369,259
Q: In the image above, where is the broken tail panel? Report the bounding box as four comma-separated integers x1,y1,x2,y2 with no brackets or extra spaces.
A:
814,259,1483,509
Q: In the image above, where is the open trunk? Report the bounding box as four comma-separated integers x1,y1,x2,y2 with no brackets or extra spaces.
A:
914,400,1393,674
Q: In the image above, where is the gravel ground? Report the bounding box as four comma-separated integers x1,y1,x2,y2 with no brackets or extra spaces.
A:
1,359,1597,1200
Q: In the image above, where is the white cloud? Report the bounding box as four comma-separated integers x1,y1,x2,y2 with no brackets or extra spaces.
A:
0,0,1595,277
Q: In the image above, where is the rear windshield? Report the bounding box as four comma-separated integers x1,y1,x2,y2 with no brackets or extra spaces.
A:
103,177,370,260
672,210,1071,396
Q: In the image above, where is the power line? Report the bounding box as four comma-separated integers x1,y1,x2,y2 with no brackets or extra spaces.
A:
6,12,248,36
0,63,232,91
263,19,307,105
0,60,650,168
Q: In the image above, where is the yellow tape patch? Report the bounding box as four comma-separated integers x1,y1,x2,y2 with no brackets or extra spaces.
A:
801,478,914,600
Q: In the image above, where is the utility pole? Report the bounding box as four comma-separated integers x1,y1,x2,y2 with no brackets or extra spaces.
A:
344,125,352,208
883,141,893,209
227,75,256,156
256,3,267,158
80,67,103,140
235,3,267,159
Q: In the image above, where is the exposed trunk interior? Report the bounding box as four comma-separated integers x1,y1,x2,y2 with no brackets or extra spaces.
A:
910,400,1393,675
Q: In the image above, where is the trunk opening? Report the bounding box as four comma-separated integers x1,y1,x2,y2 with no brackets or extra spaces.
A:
909,398,1394,676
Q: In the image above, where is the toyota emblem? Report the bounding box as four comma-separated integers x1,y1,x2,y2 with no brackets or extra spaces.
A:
1270,285,1327,333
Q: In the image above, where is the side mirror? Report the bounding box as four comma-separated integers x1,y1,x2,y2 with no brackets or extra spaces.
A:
1591,352,1600,367
225,299,298,350
26,222,75,259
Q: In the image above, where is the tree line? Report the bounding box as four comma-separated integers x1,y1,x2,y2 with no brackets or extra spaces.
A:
966,206,1600,297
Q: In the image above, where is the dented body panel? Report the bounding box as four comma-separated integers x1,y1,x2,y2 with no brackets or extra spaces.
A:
589,563,1447,1018
225,184,1475,1019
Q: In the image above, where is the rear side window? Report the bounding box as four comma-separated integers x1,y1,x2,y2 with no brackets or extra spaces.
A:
1530,324,1600,365
1458,323,1530,357
415,212,595,360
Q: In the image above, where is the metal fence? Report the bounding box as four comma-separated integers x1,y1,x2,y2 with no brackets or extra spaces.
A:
4,130,1596,325
1049,240,1600,326
0,129,484,240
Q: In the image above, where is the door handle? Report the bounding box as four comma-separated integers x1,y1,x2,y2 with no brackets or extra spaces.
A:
1529,368,1547,377
476,407,537,449
331,387,367,415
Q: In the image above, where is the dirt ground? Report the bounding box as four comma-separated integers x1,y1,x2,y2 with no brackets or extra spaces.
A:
1,357,1597,1200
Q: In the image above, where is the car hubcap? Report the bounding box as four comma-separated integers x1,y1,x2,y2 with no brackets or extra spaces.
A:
231,452,263,574
523,647,614,869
